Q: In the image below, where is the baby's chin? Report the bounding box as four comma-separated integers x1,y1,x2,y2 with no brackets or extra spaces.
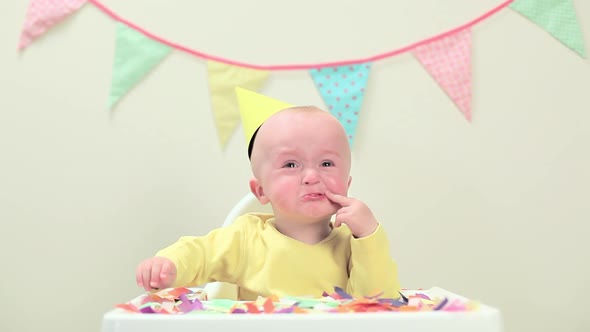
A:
300,208,338,223
274,202,338,222
276,209,332,223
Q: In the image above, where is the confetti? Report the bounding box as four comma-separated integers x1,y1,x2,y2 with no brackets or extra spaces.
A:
114,287,478,315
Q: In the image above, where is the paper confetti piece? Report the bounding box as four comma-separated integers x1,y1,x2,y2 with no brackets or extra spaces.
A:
275,306,295,314
288,298,324,309
211,299,237,308
333,286,353,300
377,298,407,307
178,294,204,313
115,303,139,312
168,287,192,298
399,292,409,303
413,293,431,300
263,297,275,313
139,306,157,314
245,302,261,314
433,298,449,311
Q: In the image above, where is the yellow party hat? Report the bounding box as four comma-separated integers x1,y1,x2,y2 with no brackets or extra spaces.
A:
235,87,293,157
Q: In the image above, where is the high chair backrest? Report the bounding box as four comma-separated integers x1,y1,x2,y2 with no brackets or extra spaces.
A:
203,193,273,300
221,192,274,227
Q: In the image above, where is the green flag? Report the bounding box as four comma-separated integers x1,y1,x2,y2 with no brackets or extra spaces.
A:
510,0,586,57
109,23,172,108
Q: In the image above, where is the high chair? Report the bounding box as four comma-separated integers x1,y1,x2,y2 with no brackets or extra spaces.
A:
202,192,273,300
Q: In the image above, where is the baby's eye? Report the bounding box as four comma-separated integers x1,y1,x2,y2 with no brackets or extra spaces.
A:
321,161,334,167
283,161,298,168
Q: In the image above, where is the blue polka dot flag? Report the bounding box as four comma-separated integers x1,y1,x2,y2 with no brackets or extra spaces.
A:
309,63,372,147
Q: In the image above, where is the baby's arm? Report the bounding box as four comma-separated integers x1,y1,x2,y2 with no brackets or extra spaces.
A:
346,225,401,298
136,219,247,290
325,191,401,297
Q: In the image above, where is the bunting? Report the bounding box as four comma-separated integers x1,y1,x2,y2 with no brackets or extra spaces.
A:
109,23,172,109
309,63,372,146
18,0,87,50
413,29,473,122
207,62,269,148
16,0,590,151
510,0,586,57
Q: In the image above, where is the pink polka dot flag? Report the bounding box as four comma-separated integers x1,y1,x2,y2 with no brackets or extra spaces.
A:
413,28,472,121
309,63,372,146
19,0,87,50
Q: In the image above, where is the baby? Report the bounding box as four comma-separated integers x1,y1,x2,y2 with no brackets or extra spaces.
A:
136,97,400,300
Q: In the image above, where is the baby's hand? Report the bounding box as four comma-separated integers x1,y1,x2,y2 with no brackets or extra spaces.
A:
136,257,177,291
325,191,379,238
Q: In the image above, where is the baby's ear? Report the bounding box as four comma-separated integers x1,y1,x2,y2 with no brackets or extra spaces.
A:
249,178,269,204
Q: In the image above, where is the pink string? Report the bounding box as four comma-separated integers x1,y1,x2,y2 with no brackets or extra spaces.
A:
88,0,514,71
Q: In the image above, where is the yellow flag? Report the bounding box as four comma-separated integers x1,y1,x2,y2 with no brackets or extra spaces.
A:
207,61,269,148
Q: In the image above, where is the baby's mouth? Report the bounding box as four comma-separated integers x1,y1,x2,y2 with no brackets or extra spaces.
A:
302,193,325,199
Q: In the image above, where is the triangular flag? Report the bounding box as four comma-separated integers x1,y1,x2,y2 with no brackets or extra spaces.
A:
413,28,472,121
309,63,372,146
510,0,586,58
109,23,172,109
18,0,87,50
235,87,293,149
207,62,270,149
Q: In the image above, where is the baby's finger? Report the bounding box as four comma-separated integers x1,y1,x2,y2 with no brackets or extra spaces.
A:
335,206,351,216
325,191,352,206
160,260,176,285
136,263,144,287
333,213,346,228
142,263,152,291
150,260,163,288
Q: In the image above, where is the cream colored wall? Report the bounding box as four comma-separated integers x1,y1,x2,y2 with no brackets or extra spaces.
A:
1,1,589,331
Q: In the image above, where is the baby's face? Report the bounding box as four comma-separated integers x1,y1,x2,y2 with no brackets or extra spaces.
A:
250,108,351,223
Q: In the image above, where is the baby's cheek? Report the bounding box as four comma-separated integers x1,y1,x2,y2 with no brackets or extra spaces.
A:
271,178,298,199
323,176,348,195
273,183,292,201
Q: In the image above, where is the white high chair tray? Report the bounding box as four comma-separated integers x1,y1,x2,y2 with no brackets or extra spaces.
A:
102,287,503,332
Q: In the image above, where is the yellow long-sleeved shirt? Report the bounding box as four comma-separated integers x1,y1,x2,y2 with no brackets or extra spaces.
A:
156,213,400,300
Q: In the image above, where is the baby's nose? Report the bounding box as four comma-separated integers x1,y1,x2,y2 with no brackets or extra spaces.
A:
302,169,320,185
